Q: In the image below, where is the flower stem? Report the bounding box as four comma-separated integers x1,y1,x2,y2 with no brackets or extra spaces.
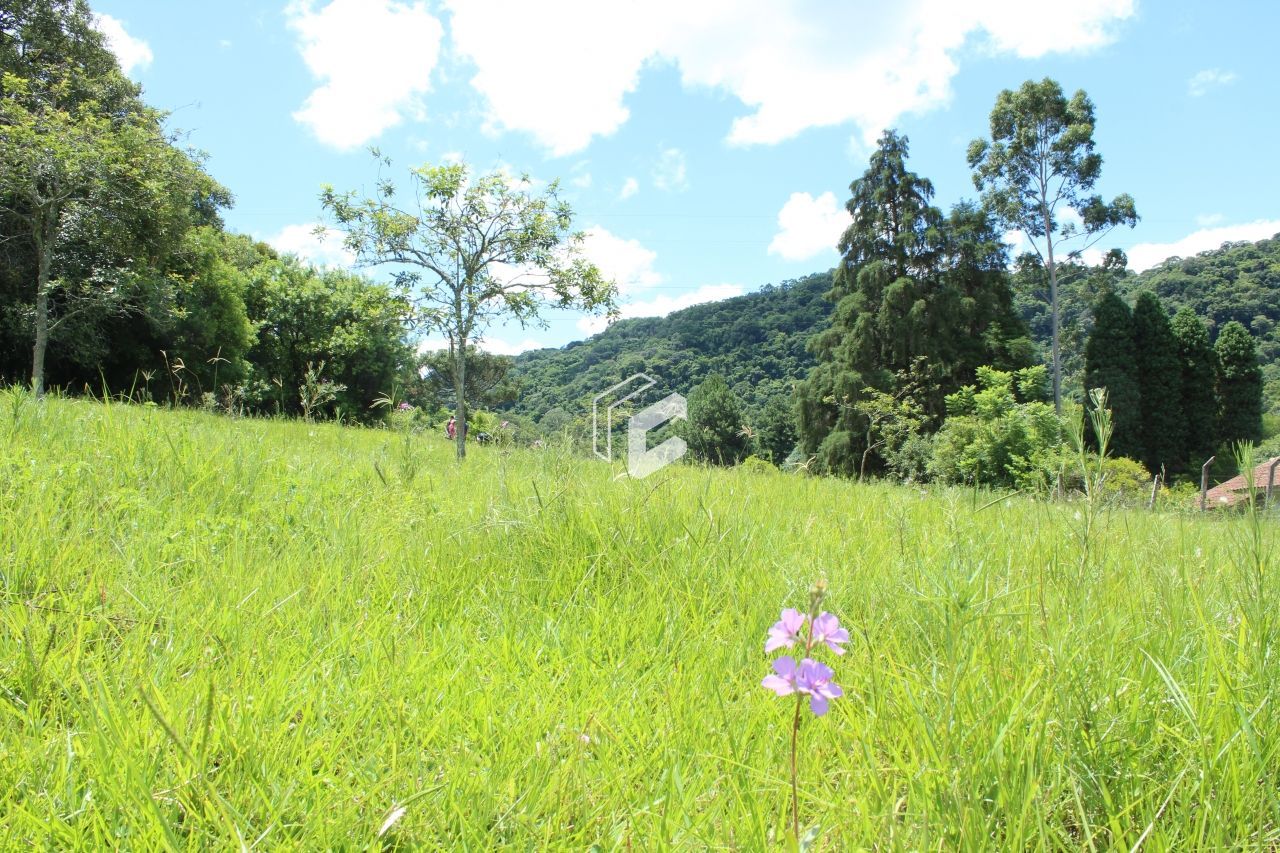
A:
789,692,802,841
788,581,823,842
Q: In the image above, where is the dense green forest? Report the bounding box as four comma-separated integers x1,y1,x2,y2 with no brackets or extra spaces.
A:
510,272,831,423
511,234,1280,428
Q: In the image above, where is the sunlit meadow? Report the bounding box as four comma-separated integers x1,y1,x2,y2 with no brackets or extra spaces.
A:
1,389,1277,848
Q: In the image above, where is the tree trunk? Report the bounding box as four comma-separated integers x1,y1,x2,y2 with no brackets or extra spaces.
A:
31,233,52,398
453,335,468,461
1043,209,1062,414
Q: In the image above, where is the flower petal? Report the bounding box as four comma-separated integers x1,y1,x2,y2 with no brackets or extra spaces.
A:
772,656,798,678
809,693,829,716
762,674,795,696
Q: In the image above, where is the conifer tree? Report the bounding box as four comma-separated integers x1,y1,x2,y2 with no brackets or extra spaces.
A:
796,131,1030,476
1170,307,1218,465
1131,291,1184,474
1214,321,1263,446
685,374,750,465
1084,291,1142,460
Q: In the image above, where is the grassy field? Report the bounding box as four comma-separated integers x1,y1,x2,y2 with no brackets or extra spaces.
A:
1,389,1277,849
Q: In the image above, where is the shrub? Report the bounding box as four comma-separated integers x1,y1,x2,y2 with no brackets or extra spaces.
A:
928,366,1065,487
740,454,779,474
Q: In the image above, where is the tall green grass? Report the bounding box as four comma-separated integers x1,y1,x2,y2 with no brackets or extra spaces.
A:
1,389,1276,848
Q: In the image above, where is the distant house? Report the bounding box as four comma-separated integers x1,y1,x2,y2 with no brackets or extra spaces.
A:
1202,457,1280,508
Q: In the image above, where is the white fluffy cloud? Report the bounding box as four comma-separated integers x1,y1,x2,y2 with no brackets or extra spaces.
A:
444,0,1133,154
1126,220,1280,273
287,0,443,149
1188,68,1237,97
93,14,152,76
619,178,639,200
580,227,664,293
572,226,743,333
768,191,850,261
267,223,355,267
577,284,745,335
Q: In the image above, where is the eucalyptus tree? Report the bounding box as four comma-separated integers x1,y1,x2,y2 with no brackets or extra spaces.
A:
320,156,616,459
969,78,1138,412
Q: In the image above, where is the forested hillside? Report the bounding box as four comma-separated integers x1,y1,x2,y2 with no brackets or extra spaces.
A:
511,234,1280,428
510,272,831,421
1132,234,1280,409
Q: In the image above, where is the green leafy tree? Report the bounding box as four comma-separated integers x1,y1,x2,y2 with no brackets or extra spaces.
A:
1131,291,1184,474
755,392,798,464
242,256,414,422
0,0,228,395
1171,306,1219,464
320,156,616,459
969,78,1139,412
1083,291,1142,461
1215,320,1263,445
420,346,518,411
684,373,750,465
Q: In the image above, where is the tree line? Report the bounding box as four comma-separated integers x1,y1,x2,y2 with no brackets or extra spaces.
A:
0,0,422,421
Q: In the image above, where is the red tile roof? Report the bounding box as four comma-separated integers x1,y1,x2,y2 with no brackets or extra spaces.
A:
1203,457,1280,508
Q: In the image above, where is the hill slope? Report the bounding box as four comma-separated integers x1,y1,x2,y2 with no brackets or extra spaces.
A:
512,235,1280,422
510,272,831,420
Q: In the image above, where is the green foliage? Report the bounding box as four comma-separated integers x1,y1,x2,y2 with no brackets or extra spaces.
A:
753,393,798,465
1131,291,1185,474
157,227,256,393
928,365,1064,487
683,373,750,465
0,0,229,394
320,155,616,459
242,256,414,422
420,347,518,411
1171,306,1219,465
1084,291,1143,461
1215,320,1263,445
509,273,832,433
797,131,1031,477
969,77,1138,409
1137,235,1280,415
1047,450,1155,505
4,394,1280,847
738,453,778,474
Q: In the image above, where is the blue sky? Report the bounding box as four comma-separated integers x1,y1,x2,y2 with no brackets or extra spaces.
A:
91,0,1279,354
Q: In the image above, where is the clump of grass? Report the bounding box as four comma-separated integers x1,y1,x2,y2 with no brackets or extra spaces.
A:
0,390,1276,847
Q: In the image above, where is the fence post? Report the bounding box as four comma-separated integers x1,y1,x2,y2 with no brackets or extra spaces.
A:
1267,457,1279,508
1200,455,1216,512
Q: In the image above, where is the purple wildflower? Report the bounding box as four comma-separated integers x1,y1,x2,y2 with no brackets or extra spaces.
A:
765,608,806,653
397,401,412,411
761,656,799,696
796,658,843,716
811,611,850,655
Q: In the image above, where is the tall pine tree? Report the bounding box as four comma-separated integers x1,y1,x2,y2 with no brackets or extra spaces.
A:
796,131,1030,476
1083,291,1142,460
1131,291,1184,474
1214,320,1263,446
1171,307,1218,465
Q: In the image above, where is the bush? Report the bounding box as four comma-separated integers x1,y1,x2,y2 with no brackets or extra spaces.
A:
739,454,779,474
928,367,1064,488
1034,450,1154,505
